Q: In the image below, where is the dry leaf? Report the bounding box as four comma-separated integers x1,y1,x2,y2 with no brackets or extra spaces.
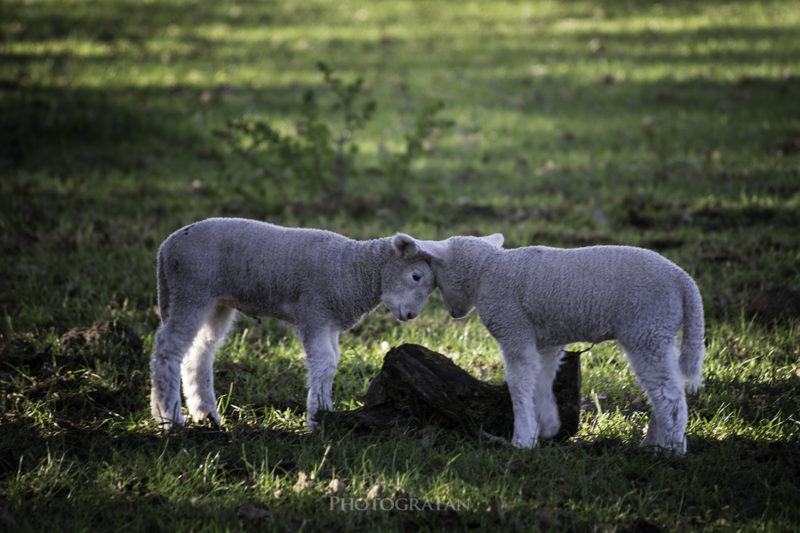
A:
325,478,347,495
293,471,309,494
366,483,383,500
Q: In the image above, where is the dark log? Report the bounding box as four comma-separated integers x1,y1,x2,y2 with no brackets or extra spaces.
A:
322,344,581,442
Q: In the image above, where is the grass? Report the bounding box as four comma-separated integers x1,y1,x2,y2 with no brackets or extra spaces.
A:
2,0,800,530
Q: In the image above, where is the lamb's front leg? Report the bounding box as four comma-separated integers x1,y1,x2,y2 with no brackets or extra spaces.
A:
501,342,542,448
297,325,341,429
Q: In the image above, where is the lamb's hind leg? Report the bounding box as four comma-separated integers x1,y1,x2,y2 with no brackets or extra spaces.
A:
181,303,236,425
298,324,340,429
623,340,688,454
535,346,565,439
150,301,214,430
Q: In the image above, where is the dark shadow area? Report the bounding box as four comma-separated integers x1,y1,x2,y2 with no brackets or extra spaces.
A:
0,84,307,176
0,415,305,489
701,375,800,425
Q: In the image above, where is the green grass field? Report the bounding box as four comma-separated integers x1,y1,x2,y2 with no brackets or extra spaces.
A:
2,0,799,530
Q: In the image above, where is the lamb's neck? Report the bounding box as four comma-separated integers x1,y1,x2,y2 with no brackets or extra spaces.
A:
347,238,392,310
453,241,502,300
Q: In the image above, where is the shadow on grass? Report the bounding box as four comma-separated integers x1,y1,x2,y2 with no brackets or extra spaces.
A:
0,84,308,176
700,375,800,424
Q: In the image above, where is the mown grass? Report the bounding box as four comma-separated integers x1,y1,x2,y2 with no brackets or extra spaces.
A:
2,0,800,531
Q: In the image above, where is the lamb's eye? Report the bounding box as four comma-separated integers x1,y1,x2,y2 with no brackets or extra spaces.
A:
412,273,422,282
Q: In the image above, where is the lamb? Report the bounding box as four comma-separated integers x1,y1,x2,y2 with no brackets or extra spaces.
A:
414,234,705,454
149,218,435,431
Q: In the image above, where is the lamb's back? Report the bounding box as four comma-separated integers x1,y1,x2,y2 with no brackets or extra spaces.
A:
162,218,351,310
484,245,686,344
513,245,679,294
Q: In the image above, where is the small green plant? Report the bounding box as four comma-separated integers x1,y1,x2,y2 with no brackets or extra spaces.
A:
383,99,454,187
316,61,376,196
216,62,452,206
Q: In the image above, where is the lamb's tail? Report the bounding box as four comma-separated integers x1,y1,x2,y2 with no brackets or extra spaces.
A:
679,272,705,392
156,245,170,324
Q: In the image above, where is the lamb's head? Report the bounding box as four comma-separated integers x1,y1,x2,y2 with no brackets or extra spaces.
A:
380,234,436,322
416,234,504,320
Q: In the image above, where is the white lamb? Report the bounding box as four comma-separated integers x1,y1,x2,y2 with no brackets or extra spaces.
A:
149,218,435,431
414,234,705,454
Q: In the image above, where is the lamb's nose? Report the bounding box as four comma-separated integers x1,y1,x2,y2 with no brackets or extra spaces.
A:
405,311,417,321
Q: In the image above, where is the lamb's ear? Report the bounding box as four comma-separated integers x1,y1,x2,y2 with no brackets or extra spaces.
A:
483,233,504,248
392,233,419,258
416,239,449,262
